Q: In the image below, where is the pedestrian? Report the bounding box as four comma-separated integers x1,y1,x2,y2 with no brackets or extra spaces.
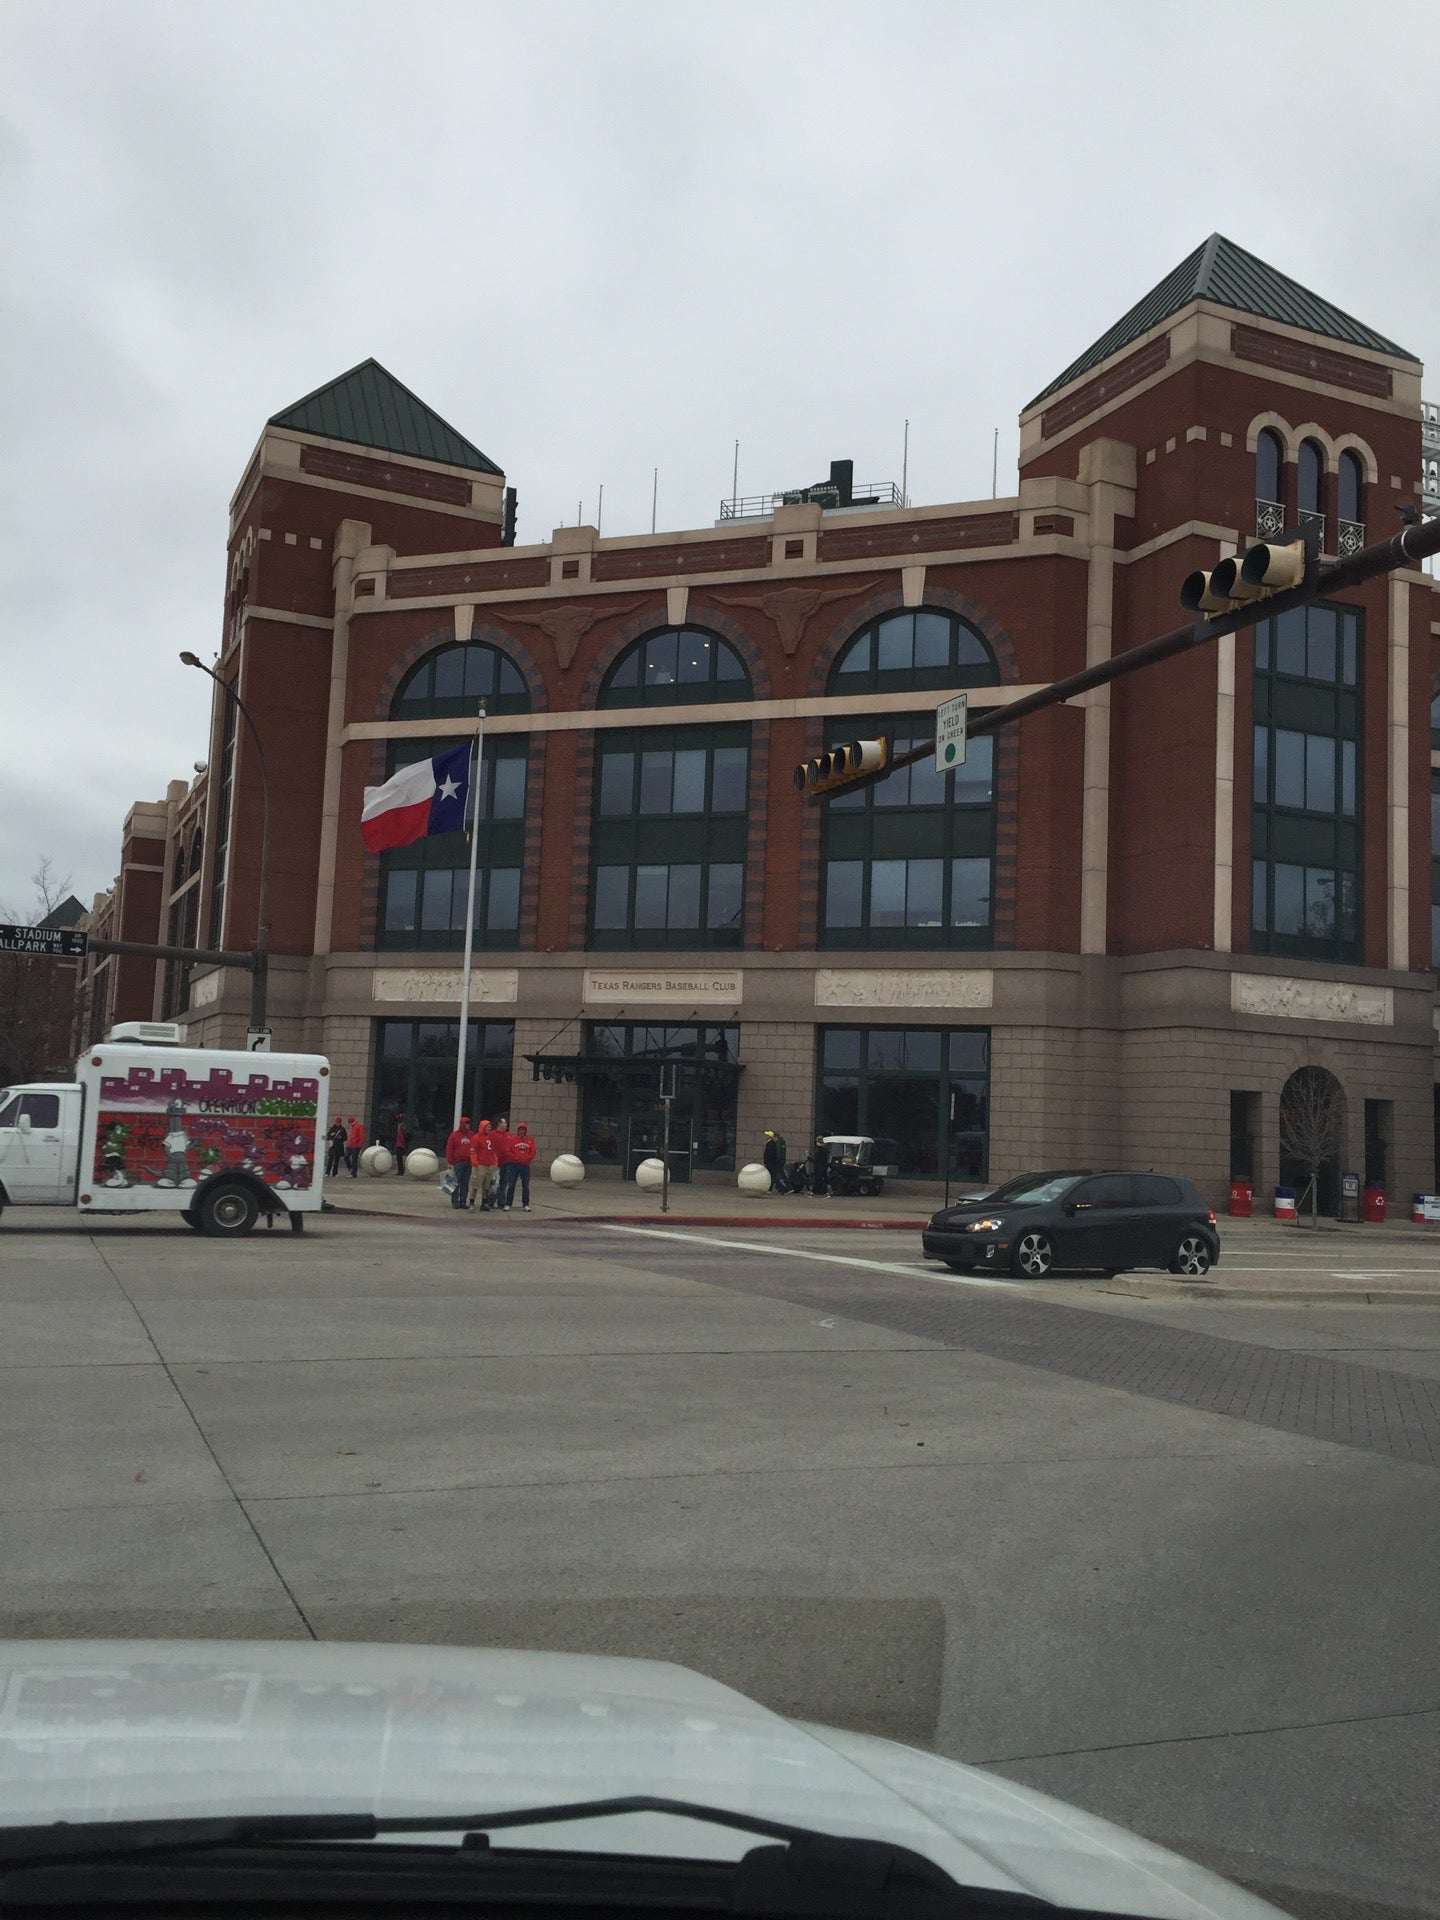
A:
324,1117,347,1179
444,1115,474,1209
393,1116,408,1175
345,1116,365,1178
468,1119,499,1210
772,1130,788,1192
762,1130,786,1194
810,1135,831,1199
500,1120,537,1211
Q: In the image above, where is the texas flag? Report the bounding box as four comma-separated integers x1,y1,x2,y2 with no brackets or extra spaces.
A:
361,743,472,852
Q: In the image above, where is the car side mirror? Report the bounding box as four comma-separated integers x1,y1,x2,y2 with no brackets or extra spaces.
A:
17,1114,31,1135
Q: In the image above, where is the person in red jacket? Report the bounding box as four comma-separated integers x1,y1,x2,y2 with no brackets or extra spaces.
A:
444,1116,474,1210
344,1116,365,1178
500,1120,538,1211
467,1119,499,1211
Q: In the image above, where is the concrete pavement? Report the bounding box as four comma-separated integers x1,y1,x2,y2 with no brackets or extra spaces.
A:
1,1209,1437,1914
329,1163,1440,1300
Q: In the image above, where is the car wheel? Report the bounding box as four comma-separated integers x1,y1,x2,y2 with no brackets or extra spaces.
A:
1170,1234,1212,1277
1012,1230,1054,1278
198,1182,260,1238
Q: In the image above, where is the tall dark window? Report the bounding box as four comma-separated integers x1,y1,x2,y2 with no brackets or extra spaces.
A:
1337,450,1364,526
370,1018,514,1153
590,629,751,948
816,1026,989,1181
1297,438,1325,516
1251,603,1361,962
378,643,530,951
207,688,238,947
821,611,998,948
1255,428,1283,506
1431,771,1440,969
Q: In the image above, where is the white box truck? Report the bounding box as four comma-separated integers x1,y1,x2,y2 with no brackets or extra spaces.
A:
0,1022,331,1236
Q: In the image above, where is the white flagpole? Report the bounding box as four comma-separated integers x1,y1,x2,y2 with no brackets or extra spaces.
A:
451,703,486,1134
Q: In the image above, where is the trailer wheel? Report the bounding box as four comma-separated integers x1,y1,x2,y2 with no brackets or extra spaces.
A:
180,1210,201,1231
198,1182,260,1237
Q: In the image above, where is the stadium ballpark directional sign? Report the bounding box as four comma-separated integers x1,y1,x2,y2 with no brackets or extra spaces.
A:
0,922,88,959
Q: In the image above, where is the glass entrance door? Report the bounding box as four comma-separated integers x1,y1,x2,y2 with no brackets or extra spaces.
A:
626,1109,693,1183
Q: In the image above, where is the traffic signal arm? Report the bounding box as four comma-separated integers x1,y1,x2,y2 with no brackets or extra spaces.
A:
796,511,1440,798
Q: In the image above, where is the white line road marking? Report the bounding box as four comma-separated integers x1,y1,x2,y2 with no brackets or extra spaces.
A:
597,1224,1019,1288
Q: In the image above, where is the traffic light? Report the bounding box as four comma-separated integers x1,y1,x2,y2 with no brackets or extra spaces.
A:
1181,527,1316,619
795,736,891,798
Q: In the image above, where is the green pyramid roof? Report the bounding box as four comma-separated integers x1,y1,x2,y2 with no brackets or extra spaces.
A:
269,359,502,475
1028,234,1416,410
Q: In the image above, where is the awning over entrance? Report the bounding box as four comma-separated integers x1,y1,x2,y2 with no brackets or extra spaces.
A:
525,1051,744,1091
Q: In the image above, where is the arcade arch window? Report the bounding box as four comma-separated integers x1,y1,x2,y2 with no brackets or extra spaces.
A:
590,629,752,949
1297,438,1325,519
1337,450,1365,554
378,641,531,951
1251,602,1361,964
820,610,999,949
1254,428,1283,515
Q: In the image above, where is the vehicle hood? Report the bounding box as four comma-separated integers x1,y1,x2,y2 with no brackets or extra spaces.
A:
0,1641,1282,1918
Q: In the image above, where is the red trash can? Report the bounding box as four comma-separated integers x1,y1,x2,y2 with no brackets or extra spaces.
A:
1362,1186,1386,1224
1228,1179,1253,1217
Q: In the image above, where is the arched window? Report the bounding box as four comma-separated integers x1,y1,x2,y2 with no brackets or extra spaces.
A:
1297,438,1325,517
172,844,187,888
822,610,999,949
378,641,531,951
189,828,203,873
1254,428,1283,508
598,627,749,707
1337,450,1364,527
591,629,752,948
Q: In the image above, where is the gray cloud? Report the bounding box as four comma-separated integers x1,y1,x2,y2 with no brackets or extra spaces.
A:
2,0,1435,907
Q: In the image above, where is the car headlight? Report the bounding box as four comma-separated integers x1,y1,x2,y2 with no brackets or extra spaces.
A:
964,1217,1003,1233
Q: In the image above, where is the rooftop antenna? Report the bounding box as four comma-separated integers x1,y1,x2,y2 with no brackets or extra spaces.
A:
597,483,604,535
651,467,658,535
991,428,999,501
901,418,909,508
732,439,739,516
577,498,583,527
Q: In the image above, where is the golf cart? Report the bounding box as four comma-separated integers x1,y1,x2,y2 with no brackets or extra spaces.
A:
820,1135,899,1197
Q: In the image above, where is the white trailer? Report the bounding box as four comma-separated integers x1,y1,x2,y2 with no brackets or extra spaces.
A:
0,1023,331,1236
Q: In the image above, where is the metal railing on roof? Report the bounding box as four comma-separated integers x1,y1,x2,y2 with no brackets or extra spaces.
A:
718,481,904,520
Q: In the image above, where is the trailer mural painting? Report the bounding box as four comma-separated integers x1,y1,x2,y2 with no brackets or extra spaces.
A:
90,1064,320,1193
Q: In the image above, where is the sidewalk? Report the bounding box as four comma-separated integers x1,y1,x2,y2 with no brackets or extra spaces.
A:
330,1166,931,1229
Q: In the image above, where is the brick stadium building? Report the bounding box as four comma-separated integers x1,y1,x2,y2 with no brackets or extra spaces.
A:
79,235,1440,1206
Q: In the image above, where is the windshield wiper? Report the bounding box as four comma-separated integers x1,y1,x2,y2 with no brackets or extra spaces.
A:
0,1796,1106,1917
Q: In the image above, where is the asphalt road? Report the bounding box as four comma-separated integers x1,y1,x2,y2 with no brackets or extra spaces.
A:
2,1209,1438,1919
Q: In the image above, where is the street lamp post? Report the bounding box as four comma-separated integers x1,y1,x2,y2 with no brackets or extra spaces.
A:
180,651,272,1036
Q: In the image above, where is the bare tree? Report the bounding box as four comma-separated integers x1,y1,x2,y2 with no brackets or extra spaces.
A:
0,855,80,1087
1279,1066,1345,1227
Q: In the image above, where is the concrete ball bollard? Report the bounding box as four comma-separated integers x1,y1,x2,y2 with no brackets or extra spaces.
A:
549,1153,586,1187
404,1146,440,1180
737,1162,772,1196
634,1156,667,1191
360,1145,393,1177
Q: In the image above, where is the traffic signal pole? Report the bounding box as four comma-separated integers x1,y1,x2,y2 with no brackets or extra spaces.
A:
806,513,1440,796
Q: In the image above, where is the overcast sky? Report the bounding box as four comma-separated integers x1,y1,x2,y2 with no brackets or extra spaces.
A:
1,0,1435,913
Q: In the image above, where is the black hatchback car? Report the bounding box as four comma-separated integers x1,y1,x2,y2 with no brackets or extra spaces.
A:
922,1170,1220,1279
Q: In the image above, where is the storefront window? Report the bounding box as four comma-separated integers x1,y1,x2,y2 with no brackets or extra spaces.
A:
815,1025,989,1181
579,1023,740,1177
370,1018,514,1154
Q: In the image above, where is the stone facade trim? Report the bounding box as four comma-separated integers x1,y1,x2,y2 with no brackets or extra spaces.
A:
1230,973,1393,1026
814,969,994,1010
